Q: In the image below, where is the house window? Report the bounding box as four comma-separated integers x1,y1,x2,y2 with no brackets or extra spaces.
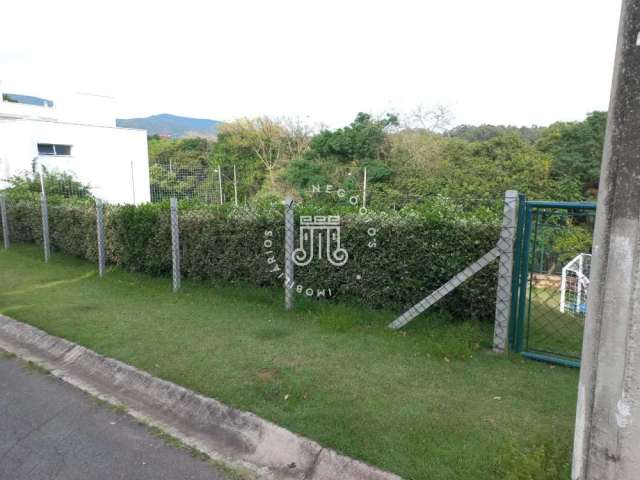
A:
37,144,72,156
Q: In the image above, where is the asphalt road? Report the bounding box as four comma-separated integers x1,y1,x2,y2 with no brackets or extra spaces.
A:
0,354,229,480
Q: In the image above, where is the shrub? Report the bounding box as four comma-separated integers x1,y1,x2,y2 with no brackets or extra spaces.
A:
1,200,501,321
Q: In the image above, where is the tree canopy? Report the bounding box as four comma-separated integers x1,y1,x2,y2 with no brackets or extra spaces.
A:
142,110,607,205
536,111,607,196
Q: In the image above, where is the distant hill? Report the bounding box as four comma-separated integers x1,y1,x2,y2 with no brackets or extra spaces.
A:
116,113,222,138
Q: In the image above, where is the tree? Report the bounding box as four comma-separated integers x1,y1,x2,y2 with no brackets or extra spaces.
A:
306,112,398,163
213,117,311,197
284,113,398,191
283,160,329,190
401,104,453,132
446,124,546,143
536,111,607,196
386,130,448,193
425,133,582,200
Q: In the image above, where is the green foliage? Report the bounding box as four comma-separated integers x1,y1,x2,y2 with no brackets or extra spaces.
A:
212,127,266,199
283,113,397,195
283,158,329,189
145,111,605,206
109,203,170,274
386,130,447,188
446,124,546,143
537,111,607,195
3,200,501,321
2,170,92,203
306,112,397,163
425,134,582,200
2,200,41,244
49,204,98,260
551,225,593,265
361,159,392,182
148,137,219,202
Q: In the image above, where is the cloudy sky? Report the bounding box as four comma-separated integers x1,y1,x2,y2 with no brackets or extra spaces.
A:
0,0,622,128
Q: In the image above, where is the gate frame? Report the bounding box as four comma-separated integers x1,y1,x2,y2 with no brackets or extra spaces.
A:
509,198,597,368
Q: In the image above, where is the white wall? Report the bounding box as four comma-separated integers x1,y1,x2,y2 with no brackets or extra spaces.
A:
0,118,150,205
0,82,116,127
55,92,117,127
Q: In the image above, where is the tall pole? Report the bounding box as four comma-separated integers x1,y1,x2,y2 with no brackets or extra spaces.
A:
0,194,9,249
492,190,518,353
362,167,368,210
572,2,640,479
217,165,223,205
233,165,239,207
96,199,106,277
130,160,136,205
39,166,50,263
170,197,181,292
284,197,295,310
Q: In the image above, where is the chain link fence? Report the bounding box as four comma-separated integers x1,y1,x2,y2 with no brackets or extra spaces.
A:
0,174,551,359
511,201,597,365
150,163,242,205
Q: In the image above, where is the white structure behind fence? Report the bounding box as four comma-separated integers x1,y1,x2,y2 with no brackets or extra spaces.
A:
0,83,150,205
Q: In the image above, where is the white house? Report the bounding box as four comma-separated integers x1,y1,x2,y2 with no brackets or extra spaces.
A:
0,83,150,204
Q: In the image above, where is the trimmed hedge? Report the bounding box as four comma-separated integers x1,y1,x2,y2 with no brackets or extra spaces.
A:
0,201,501,321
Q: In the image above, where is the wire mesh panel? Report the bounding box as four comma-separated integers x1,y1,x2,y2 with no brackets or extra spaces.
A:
150,163,237,204
512,201,597,366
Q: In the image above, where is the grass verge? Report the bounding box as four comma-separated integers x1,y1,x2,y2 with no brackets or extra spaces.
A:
0,245,578,480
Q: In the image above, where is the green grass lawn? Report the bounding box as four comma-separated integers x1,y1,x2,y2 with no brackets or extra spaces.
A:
0,245,578,480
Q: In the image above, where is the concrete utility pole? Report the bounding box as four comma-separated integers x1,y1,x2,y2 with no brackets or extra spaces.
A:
572,1,640,479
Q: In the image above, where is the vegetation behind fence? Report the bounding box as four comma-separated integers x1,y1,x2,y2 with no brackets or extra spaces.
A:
1,200,501,321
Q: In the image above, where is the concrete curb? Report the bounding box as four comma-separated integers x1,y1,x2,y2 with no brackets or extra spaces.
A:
0,315,401,480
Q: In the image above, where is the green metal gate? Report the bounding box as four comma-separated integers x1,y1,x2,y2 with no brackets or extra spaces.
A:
510,197,597,367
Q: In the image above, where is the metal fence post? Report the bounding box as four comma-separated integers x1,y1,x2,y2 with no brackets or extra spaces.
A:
0,195,9,249
170,197,181,292
96,199,106,277
493,190,518,352
284,197,295,310
39,170,51,263
217,165,223,205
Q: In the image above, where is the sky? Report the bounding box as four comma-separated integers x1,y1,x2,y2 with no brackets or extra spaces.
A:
0,0,623,128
